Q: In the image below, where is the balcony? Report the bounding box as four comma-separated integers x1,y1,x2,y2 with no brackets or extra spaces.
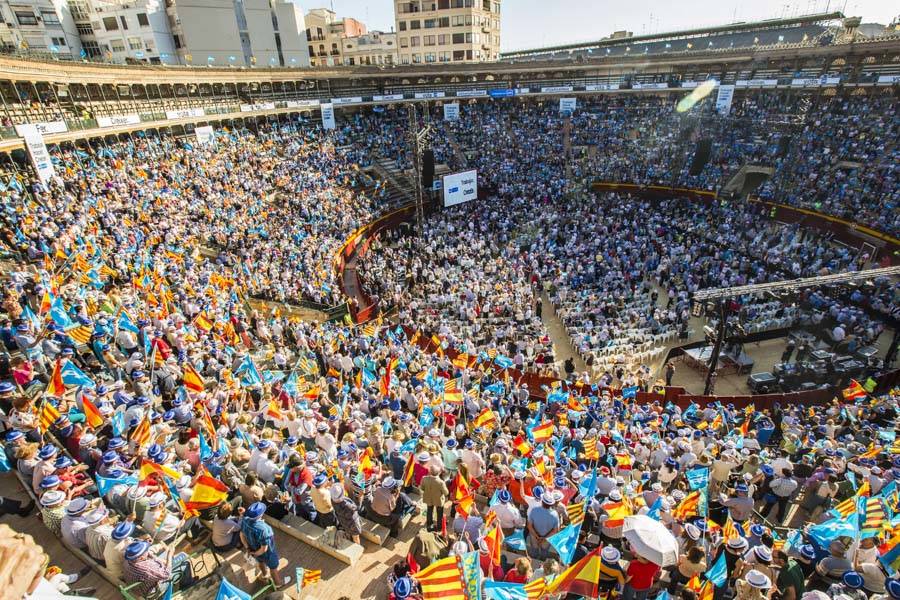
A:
307,34,325,41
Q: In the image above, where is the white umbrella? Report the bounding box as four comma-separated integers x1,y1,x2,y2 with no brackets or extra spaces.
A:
623,514,679,567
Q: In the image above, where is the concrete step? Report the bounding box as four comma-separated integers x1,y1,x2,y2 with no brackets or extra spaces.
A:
264,514,364,565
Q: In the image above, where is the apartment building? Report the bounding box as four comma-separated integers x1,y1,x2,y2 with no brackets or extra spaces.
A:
341,30,396,66
394,0,500,64
304,7,365,67
0,0,81,57
68,0,176,63
167,0,310,67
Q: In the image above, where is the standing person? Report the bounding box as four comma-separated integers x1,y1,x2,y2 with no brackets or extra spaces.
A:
420,465,448,532
665,362,676,387
330,485,362,545
623,555,661,600
239,502,291,587
772,549,805,600
781,339,796,363
763,468,798,524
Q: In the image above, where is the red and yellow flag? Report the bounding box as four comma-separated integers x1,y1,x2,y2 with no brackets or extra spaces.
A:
183,472,229,512
182,363,205,393
45,359,66,397
82,396,104,429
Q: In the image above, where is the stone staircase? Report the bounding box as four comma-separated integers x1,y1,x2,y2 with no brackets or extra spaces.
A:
371,158,416,208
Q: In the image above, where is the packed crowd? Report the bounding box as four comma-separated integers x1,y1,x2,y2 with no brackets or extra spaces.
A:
0,87,896,600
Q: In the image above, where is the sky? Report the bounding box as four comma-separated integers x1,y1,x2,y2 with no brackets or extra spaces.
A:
292,0,897,52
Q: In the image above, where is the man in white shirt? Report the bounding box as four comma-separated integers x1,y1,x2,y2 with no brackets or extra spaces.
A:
765,469,798,524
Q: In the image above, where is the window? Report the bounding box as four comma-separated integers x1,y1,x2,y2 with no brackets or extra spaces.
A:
453,50,464,60
438,34,447,44
410,20,420,29
401,54,409,64
41,11,60,25
173,34,182,48
137,12,149,26
410,36,419,47
110,39,125,52
15,11,38,25
120,15,128,29
399,37,408,48
424,35,435,46
493,2,500,13
412,53,421,63
76,24,93,35
424,18,436,28
144,40,153,51
438,0,450,8
308,45,314,56
82,40,100,56
452,33,464,44
102,16,118,30
51,37,65,46
69,1,88,19
439,51,451,61
128,36,142,50
465,33,472,42
451,15,464,26
398,21,406,31
439,17,449,27
424,52,435,62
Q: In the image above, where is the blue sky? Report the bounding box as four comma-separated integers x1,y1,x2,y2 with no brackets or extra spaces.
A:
292,0,897,51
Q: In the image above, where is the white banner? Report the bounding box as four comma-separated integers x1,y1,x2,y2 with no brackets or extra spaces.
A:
14,121,67,136
541,86,574,93
443,103,460,121
372,94,405,102
735,79,779,88
715,84,735,115
514,88,531,95
632,82,669,90
585,83,620,91
239,102,276,112
877,75,900,85
456,89,487,97
194,125,215,146
559,97,577,114
286,99,321,109
19,125,55,185
331,97,363,105
682,80,717,90
320,103,335,130
442,170,478,208
414,92,445,99
166,108,205,120
791,78,822,88
97,114,141,128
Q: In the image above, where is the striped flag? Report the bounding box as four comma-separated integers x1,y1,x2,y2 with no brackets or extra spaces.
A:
530,421,553,445
182,363,205,393
38,399,61,433
402,452,416,486
843,379,867,401
567,500,586,525
301,569,321,586
65,324,93,345
45,359,66,398
82,396,104,429
523,578,546,600
861,496,886,536
413,555,466,600
583,438,599,460
472,407,497,430
722,516,740,542
130,415,151,448
673,490,704,520
513,435,533,457
193,312,213,332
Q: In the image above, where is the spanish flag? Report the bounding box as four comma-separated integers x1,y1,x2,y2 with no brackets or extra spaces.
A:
482,525,504,567
544,547,602,598
358,447,376,479
182,363,205,393
183,472,229,512
193,312,213,333
452,353,469,369
615,452,633,470
139,459,184,482
443,388,464,404
82,396,104,429
265,400,282,421
513,434,533,457
673,490,704,520
472,407,497,430
45,359,66,397
530,421,553,445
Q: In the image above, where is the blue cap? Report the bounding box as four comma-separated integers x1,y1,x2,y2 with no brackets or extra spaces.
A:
40,475,60,489
446,439,457,448
54,456,72,469
106,468,124,479
498,490,511,503
5,430,24,442
842,571,864,590
394,577,412,599
96,384,108,395
532,485,544,498
735,483,748,494
554,477,566,488
131,370,144,379
761,465,774,476
102,450,119,463
886,578,900,600
163,410,175,421
148,444,163,459
257,440,271,450
799,544,816,560
0,382,14,393
313,473,327,487
38,445,58,460
665,457,678,468
749,523,765,537
124,540,151,561
112,521,134,540
246,502,266,520
108,437,126,450
464,440,474,449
